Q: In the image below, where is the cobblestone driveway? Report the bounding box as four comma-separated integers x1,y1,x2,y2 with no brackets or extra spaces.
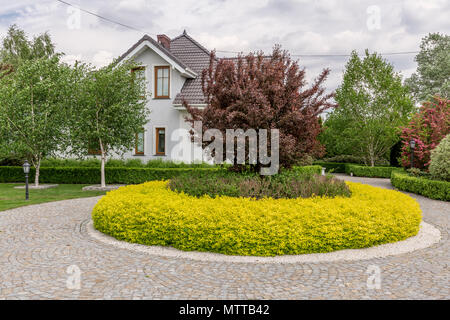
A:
0,175,448,299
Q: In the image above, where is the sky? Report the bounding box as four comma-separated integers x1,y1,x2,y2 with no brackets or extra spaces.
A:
0,0,449,91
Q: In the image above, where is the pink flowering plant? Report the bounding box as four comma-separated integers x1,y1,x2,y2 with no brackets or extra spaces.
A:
400,96,450,169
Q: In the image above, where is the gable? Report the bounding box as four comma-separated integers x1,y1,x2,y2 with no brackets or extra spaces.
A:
118,35,197,78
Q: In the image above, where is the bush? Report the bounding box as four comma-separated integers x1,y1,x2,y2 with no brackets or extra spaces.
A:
40,158,101,167
391,171,450,201
0,155,23,166
168,167,350,199
291,165,322,175
399,96,450,169
92,181,422,256
0,166,218,184
295,154,314,166
38,157,214,168
345,164,400,178
429,134,450,181
321,155,388,166
314,162,348,173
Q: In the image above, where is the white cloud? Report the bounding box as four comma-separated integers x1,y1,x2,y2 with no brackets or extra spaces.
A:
61,54,83,66
0,0,448,89
92,50,113,67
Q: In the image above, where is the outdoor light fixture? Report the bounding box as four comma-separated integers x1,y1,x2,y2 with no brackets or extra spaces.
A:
409,139,416,168
321,167,326,176
23,160,30,200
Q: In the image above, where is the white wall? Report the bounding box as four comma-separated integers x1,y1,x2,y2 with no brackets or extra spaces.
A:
118,47,194,163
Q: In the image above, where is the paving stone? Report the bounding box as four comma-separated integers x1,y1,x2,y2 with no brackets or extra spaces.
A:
0,175,448,299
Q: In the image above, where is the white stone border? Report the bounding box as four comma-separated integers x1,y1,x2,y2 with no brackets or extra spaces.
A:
87,221,441,264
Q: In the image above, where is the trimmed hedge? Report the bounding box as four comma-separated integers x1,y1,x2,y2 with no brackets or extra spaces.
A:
313,162,348,173
391,171,450,201
93,181,422,256
0,165,320,184
168,167,350,199
38,158,215,168
0,166,219,184
345,164,400,178
292,165,322,174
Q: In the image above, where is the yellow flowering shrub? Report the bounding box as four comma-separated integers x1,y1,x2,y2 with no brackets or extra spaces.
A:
92,181,422,256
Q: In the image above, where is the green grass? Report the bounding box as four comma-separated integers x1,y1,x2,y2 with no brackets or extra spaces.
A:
0,183,106,212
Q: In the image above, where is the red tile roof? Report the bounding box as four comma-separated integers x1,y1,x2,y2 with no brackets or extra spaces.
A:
119,31,230,105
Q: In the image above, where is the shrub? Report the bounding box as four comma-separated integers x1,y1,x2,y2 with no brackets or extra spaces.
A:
429,134,450,181
38,157,214,168
168,167,349,199
345,164,400,178
92,181,422,256
320,155,388,166
185,47,335,174
391,171,450,201
0,166,218,184
313,162,348,173
144,158,213,168
40,158,101,167
295,154,315,166
400,96,450,169
291,165,322,175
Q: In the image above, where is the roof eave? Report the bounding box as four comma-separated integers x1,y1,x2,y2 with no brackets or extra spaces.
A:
118,37,197,78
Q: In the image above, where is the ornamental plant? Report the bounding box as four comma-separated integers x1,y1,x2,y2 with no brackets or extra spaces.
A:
429,134,450,181
68,59,149,187
320,50,415,166
0,57,73,186
184,46,335,173
400,96,450,169
92,181,422,256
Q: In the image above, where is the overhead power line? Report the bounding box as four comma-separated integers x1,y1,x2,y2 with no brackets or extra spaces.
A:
56,0,157,36
56,0,420,58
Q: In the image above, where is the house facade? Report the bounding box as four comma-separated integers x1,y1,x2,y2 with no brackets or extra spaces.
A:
116,31,211,163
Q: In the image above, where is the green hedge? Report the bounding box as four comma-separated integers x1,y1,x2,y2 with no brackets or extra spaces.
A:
391,171,450,201
292,165,322,174
0,165,320,184
345,164,400,178
313,162,348,173
37,158,215,168
0,166,219,184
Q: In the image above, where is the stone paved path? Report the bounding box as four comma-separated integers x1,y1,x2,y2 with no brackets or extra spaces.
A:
0,175,448,299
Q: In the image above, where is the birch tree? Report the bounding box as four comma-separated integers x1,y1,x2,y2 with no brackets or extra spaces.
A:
69,60,149,187
405,33,450,103
0,57,73,185
322,50,415,166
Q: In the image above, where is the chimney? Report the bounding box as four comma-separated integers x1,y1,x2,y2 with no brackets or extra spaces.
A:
157,34,171,50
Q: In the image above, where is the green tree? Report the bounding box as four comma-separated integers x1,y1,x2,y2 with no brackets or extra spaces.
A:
0,57,73,186
405,33,450,103
69,60,149,187
0,24,58,68
321,50,415,166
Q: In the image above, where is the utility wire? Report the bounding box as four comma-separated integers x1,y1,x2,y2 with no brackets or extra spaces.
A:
56,0,420,58
56,0,157,36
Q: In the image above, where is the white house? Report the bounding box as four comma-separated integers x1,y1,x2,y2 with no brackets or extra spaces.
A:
110,31,212,163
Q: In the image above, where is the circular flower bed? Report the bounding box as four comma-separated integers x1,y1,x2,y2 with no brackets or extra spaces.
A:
92,181,422,256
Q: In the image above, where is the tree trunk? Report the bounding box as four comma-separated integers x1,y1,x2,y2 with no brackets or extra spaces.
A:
34,160,40,187
100,141,106,188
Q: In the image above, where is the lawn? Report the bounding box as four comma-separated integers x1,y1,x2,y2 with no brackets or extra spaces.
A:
0,183,106,212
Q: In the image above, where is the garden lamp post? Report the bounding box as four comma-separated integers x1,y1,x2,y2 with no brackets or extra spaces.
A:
23,160,30,200
409,139,416,168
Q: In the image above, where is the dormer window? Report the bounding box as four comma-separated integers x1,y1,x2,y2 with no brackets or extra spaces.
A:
154,66,170,99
